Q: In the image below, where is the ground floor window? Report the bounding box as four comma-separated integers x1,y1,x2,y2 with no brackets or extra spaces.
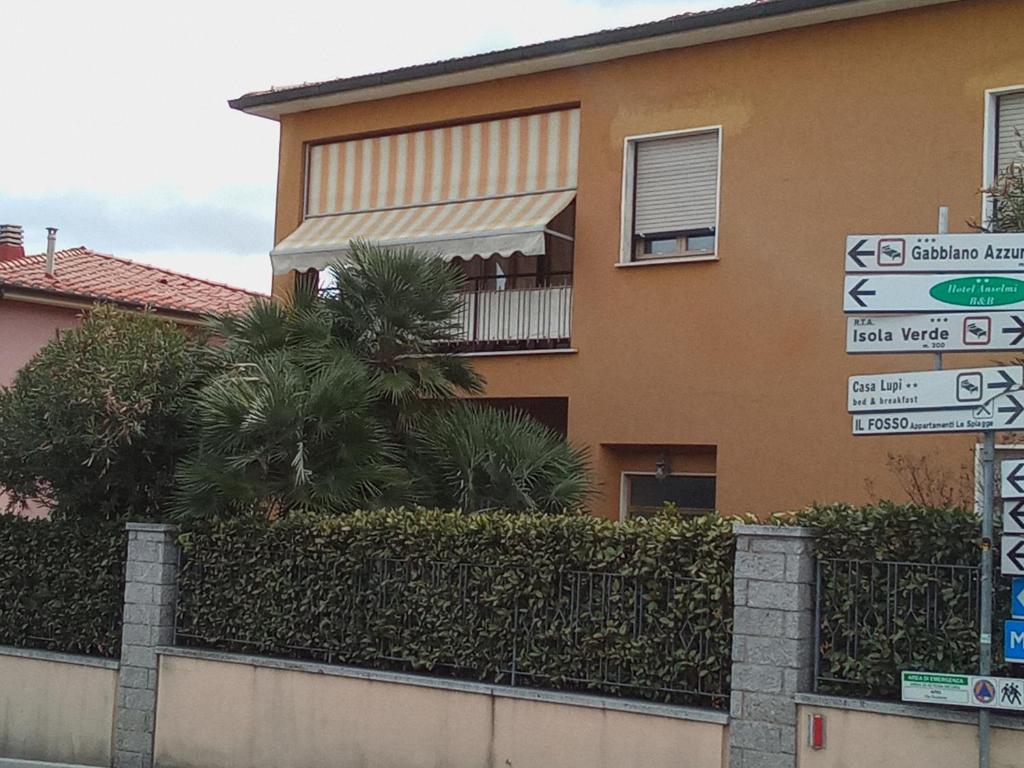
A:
620,472,716,519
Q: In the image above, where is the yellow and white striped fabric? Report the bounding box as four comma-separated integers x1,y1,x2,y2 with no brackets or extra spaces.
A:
272,108,580,274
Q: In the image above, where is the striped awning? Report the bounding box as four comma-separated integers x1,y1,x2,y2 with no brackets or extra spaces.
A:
271,190,575,274
272,108,580,274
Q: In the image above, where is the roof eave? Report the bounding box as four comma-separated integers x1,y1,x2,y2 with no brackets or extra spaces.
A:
229,0,957,120
0,283,213,325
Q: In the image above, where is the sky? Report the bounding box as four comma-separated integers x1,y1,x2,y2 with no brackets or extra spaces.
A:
0,0,731,294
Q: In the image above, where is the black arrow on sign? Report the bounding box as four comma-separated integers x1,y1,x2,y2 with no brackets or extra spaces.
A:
1006,539,1024,572
999,394,1024,425
847,279,876,308
847,239,873,269
1003,316,1024,347
1007,501,1024,532
988,370,1019,396
1008,464,1024,495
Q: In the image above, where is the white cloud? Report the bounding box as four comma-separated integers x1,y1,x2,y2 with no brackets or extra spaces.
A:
0,0,732,291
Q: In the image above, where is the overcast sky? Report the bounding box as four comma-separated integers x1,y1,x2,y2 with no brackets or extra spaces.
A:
1,0,730,293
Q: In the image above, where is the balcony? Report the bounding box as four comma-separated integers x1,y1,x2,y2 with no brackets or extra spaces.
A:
447,284,572,353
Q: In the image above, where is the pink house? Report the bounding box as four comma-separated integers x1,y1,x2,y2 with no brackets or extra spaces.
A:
0,224,264,387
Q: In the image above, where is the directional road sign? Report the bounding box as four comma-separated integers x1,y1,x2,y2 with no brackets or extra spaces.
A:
1005,501,1024,535
846,312,1024,354
845,233,1024,273
1005,619,1024,664
844,274,1024,313
852,393,1024,435
1013,579,1024,619
1003,460,1024,499
1003,536,1024,577
849,366,1022,413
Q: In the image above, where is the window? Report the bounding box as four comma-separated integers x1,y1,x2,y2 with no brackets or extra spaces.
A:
995,90,1024,175
620,472,716,519
621,128,721,263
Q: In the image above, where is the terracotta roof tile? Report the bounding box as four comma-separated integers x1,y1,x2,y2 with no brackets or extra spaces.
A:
0,247,266,317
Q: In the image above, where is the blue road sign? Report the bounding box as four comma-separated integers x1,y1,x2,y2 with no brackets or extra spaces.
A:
1006,619,1024,664
1014,579,1024,619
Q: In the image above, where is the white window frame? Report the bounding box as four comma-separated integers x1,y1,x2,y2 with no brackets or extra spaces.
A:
618,125,723,267
618,470,717,522
982,85,1024,228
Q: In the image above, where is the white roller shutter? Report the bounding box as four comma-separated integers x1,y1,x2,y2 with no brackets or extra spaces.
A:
997,91,1024,173
633,130,719,236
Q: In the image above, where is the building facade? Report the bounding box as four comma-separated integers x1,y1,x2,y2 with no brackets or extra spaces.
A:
233,0,1024,518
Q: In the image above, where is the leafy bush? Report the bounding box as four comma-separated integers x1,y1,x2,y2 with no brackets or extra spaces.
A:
411,403,591,514
0,515,126,657
780,502,1015,699
0,306,212,520
176,508,733,706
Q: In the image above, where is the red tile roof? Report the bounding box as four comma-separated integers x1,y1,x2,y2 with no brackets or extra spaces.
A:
0,247,266,317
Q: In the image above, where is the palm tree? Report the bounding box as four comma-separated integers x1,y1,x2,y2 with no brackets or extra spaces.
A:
173,242,590,519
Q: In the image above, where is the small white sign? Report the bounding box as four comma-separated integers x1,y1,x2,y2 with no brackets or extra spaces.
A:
846,234,1024,273
849,367,1022,413
1002,460,1024,499
902,671,1024,711
844,274,1024,313
1005,501,1024,535
846,313,1024,354
1003,536,1024,577
852,394,1024,435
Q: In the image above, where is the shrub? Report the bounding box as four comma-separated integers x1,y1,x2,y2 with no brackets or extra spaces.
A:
176,508,734,706
780,502,1015,699
0,515,126,657
411,403,591,514
0,306,212,521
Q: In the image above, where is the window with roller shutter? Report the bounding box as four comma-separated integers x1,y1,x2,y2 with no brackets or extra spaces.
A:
996,91,1024,174
621,128,721,262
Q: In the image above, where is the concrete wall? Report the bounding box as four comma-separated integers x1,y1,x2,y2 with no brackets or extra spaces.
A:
153,649,728,768
796,697,1024,768
0,647,118,767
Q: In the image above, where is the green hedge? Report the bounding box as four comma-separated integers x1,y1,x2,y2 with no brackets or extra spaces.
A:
783,502,1015,699
177,509,734,706
0,515,126,657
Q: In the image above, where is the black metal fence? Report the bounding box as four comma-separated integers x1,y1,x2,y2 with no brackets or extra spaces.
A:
175,552,730,708
815,557,985,698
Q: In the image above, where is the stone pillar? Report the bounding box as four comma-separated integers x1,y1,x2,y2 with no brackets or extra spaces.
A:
729,524,816,768
114,523,179,768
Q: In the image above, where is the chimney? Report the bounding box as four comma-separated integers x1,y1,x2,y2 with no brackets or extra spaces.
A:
45,227,58,275
0,224,25,262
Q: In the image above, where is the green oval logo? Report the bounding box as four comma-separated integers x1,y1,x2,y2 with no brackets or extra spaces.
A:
929,276,1024,307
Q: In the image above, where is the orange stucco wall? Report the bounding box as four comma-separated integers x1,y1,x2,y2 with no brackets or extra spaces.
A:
270,0,1024,518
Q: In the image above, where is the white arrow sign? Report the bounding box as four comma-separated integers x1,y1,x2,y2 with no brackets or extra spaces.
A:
849,366,1023,413
846,312,1024,354
1002,535,1024,577
844,275,1024,313
1004,500,1024,535
846,234,1024,273
1002,460,1024,499
852,393,1024,435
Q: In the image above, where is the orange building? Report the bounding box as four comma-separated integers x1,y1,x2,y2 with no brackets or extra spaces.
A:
231,0,1024,519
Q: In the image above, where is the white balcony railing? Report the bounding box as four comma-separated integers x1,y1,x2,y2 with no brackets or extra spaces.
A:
452,285,572,351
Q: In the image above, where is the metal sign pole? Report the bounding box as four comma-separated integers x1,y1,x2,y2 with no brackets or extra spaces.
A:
935,206,948,371
980,429,994,768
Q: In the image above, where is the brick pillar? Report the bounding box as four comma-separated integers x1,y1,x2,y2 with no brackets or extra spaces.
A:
114,523,178,768
729,524,816,768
